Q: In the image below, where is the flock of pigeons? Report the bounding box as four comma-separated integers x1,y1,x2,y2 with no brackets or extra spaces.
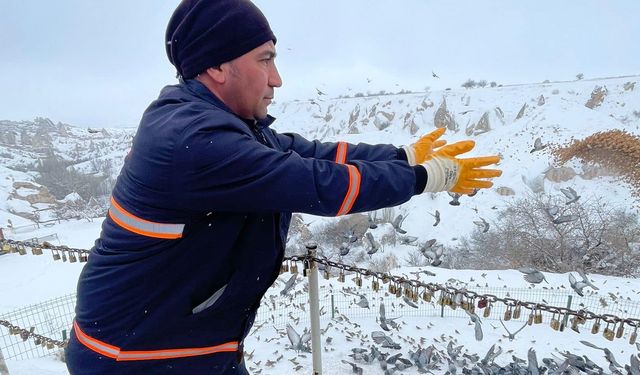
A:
249,274,640,374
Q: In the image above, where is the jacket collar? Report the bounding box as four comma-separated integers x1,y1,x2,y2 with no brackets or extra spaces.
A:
182,79,275,128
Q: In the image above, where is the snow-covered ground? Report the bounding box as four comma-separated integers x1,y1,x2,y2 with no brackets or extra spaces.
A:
1,217,639,374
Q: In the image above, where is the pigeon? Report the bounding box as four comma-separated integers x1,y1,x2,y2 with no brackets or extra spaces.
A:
341,359,363,374
355,294,370,309
315,88,326,96
568,271,598,296
472,316,483,341
530,137,547,153
473,217,490,233
629,355,640,375
339,242,350,257
431,210,441,227
399,235,418,245
527,348,540,375
552,214,579,225
481,344,503,365
545,205,560,216
371,331,401,350
365,232,380,256
343,225,358,243
448,192,461,206
286,324,311,352
518,267,548,284
499,318,528,340
432,70,440,79
560,187,580,205
367,211,378,229
577,270,599,290
280,274,298,295
402,296,419,309
391,214,408,234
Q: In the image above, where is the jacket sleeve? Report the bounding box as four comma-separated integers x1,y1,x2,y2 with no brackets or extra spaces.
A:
271,130,402,164
171,118,416,216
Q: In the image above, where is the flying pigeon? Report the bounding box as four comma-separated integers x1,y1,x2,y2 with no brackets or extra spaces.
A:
280,274,298,295
391,214,408,234
530,137,547,153
448,192,461,206
431,210,440,227
473,217,490,233
286,324,311,352
552,214,579,225
499,318,528,341
568,271,598,296
518,267,548,284
560,187,580,205
365,232,380,256
432,70,440,79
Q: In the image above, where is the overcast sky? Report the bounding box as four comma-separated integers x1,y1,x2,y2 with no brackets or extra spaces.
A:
1,1,639,128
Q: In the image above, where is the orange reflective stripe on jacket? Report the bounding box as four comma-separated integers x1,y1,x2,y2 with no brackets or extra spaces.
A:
336,164,361,216
335,142,347,164
73,321,239,361
108,197,185,239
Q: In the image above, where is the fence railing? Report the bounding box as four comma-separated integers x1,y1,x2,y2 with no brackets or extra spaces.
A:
1,279,639,361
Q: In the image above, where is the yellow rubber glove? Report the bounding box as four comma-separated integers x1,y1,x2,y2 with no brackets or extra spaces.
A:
402,127,447,165
421,141,502,194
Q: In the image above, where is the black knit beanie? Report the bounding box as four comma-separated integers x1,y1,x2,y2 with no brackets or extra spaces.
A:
165,0,277,79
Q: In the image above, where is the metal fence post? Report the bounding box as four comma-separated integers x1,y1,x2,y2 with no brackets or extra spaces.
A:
440,291,445,318
0,346,10,375
331,294,335,320
306,243,322,375
562,295,572,330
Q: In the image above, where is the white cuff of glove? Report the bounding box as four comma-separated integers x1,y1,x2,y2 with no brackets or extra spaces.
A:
422,157,460,193
402,145,417,166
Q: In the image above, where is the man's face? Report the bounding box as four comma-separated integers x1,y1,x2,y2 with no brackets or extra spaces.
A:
220,41,282,120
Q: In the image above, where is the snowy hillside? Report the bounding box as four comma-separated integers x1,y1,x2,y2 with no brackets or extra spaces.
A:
1,76,640,374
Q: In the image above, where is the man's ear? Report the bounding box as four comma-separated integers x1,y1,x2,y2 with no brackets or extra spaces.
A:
204,66,225,84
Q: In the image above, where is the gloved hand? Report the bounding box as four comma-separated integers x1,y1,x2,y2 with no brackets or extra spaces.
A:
402,127,447,166
421,141,502,194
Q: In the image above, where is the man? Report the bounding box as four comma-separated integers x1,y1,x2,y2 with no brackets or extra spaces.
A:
65,0,501,374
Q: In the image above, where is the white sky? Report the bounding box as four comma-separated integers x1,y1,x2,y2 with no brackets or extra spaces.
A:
1,0,639,128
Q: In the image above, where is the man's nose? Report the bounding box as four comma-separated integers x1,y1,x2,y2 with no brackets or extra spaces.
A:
269,64,282,88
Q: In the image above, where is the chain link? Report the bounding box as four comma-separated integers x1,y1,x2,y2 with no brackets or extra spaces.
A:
285,255,640,329
1,239,638,350
0,320,66,349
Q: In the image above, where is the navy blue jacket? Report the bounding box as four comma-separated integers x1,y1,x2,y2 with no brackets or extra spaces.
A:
67,79,419,373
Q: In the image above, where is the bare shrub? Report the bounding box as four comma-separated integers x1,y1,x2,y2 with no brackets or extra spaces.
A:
368,253,400,273
453,193,640,276
404,249,430,267
461,79,476,89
